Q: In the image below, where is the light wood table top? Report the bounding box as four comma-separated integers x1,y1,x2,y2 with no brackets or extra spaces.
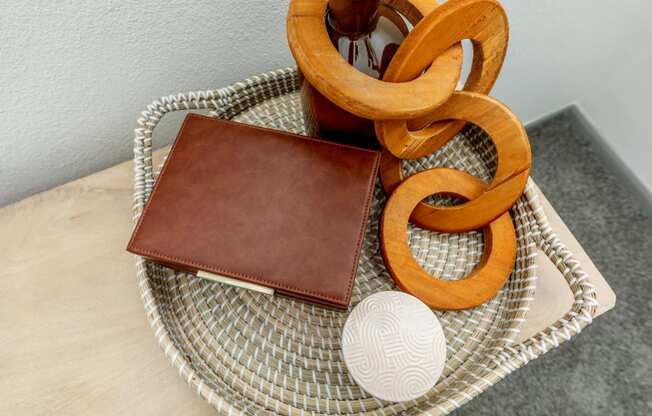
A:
0,150,615,415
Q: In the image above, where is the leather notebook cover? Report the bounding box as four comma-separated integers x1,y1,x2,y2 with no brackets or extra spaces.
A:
127,114,380,309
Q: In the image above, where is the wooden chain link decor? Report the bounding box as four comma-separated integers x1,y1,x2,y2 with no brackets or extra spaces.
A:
381,169,516,310
288,0,532,309
287,0,462,120
380,92,532,233
376,0,509,159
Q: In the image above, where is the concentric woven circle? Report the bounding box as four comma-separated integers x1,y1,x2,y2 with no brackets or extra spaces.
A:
342,291,446,402
131,68,597,415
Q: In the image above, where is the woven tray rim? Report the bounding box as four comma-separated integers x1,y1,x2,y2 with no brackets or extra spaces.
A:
131,68,598,415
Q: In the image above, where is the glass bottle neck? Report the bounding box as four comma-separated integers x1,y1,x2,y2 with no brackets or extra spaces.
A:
327,0,380,35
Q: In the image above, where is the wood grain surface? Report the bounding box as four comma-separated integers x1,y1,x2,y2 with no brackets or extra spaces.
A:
0,147,615,415
287,0,462,120
380,92,531,233
376,0,509,158
381,168,516,309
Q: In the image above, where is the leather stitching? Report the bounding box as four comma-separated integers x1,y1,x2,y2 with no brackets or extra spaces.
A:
128,113,380,306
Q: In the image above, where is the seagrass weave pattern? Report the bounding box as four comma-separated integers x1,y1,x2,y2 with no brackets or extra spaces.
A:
132,68,598,415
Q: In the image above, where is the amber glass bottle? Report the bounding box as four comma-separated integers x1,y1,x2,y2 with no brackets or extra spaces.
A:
299,0,409,148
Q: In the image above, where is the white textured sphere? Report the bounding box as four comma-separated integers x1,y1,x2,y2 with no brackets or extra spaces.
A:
341,291,447,402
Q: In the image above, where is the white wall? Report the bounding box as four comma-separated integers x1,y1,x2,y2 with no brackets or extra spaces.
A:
0,0,293,206
1,0,651,206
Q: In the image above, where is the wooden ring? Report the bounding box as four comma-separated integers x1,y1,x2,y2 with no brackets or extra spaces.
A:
380,91,531,233
380,168,516,310
287,0,463,120
375,0,509,159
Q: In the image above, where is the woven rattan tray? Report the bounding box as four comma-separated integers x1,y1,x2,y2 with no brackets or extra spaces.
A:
131,68,597,415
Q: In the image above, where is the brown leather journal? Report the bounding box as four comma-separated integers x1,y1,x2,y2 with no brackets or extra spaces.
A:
127,114,380,309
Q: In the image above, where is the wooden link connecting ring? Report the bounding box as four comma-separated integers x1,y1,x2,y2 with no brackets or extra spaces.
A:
380,91,531,233
376,0,509,159
381,168,516,310
287,0,463,120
